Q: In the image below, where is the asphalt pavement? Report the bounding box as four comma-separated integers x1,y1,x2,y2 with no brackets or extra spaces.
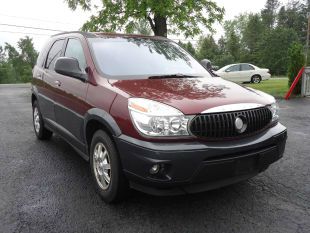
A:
0,84,309,233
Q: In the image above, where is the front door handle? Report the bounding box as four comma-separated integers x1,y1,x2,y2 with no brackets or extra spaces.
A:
54,80,61,87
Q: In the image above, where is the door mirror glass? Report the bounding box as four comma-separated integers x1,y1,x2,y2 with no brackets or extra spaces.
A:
55,57,87,81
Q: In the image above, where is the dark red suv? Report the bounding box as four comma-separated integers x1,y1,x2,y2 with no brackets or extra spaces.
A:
32,31,287,203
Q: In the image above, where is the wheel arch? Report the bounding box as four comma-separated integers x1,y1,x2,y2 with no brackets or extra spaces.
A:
252,74,262,79
31,93,38,106
84,108,122,155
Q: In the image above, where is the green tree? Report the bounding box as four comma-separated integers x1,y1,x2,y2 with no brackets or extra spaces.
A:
215,36,234,67
125,20,152,35
178,41,197,58
0,46,8,83
196,35,219,61
261,0,280,29
241,14,264,63
277,6,287,28
222,15,248,62
18,36,38,68
288,42,305,95
65,0,224,37
258,28,298,75
277,1,307,42
226,30,241,61
0,46,5,62
0,37,38,83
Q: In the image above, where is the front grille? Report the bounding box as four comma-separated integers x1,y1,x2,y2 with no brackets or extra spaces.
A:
189,107,272,139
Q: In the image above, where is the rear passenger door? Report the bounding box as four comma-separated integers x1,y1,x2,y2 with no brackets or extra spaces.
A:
40,39,65,123
53,38,89,152
240,64,255,82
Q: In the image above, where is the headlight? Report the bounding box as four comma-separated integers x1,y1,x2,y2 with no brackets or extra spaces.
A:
268,102,279,122
128,98,193,137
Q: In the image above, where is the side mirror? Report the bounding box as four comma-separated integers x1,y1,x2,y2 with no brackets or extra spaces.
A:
55,57,87,82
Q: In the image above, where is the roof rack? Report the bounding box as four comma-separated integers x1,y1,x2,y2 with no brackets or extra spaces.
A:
51,31,169,41
51,31,97,38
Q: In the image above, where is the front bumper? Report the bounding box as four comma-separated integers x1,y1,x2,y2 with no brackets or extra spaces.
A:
114,123,287,196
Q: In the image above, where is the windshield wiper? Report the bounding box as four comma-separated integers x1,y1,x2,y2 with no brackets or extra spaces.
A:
148,74,200,79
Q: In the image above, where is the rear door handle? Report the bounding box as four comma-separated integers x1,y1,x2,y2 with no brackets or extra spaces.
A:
54,80,61,87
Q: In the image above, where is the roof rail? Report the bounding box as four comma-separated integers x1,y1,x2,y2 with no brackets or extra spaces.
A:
51,31,97,38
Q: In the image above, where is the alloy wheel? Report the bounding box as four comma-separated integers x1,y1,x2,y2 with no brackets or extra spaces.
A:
33,107,41,133
93,142,111,190
253,76,261,83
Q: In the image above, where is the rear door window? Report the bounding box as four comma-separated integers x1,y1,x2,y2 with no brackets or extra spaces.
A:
241,64,255,71
45,39,65,70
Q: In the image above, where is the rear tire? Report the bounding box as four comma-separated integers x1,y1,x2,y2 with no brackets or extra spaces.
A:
251,75,261,84
32,101,53,140
90,130,129,203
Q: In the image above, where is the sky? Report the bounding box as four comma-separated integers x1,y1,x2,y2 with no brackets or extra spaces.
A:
0,0,287,51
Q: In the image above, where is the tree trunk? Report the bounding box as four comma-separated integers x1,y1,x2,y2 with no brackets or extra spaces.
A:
153,14,167,37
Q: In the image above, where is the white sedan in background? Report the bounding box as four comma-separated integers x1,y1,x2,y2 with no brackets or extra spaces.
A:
215,63,271,84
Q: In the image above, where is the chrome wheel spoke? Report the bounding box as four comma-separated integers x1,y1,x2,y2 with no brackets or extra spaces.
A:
103,172,110,184
93,142,111,190
102,150,107,160
33,108,40,133
94,150,99,161
98,144,102,154
102,163,111,170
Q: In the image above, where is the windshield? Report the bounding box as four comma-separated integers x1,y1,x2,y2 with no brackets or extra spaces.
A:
88,37,210,79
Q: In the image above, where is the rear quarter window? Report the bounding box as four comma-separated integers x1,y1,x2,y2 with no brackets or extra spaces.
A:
45,39,65,70
241,64,255,71
35,40,52,68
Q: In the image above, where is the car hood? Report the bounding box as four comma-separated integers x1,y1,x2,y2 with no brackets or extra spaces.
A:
109,77,274,115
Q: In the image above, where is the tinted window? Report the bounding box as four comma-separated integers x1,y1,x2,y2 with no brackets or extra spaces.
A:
45,39,64,70
241,64,254,71
226,65,240,72
36,41,51,67
65,39,87,71
88,38,210,78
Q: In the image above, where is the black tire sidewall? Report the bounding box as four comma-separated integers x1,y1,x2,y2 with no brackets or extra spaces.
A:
90,130,126,203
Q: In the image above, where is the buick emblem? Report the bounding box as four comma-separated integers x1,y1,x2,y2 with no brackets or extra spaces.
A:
234,117,247,133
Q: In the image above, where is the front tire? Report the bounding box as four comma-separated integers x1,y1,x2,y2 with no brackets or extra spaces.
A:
32,101,53,140
251,75,261,84
90,130,129,203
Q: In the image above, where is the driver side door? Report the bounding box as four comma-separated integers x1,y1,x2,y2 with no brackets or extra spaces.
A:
222,64,241,82
53,37,89,153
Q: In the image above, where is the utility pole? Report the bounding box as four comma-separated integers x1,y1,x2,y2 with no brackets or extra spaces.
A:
306,12,310,65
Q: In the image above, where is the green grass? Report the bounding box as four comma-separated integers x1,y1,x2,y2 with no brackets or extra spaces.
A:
244,77,289,98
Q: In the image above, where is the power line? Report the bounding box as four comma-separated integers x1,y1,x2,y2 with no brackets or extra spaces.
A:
0,12,79,26
0,23,199,42
0,23,65,32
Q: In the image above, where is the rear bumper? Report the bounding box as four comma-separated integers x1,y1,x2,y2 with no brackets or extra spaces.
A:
114,123,287,196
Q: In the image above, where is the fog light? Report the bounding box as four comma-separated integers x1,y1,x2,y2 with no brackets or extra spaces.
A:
149,164,160,174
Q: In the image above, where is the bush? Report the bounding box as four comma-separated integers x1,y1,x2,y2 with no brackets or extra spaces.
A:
287,42,305,95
